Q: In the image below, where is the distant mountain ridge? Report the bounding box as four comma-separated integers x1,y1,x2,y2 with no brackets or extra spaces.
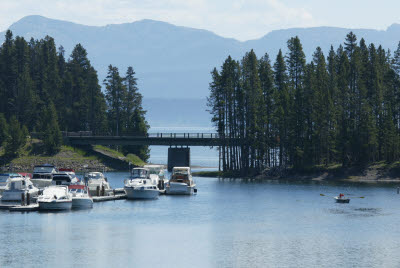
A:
1,15,400,99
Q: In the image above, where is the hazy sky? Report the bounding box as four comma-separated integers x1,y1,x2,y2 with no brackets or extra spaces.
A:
1,0,399,41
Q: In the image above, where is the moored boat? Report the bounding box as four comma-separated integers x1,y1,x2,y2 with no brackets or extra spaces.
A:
86,172,112,196
144,164,166,189
166,167,196,195
38,185,72,210
52,172,80,186
1,176,39,201
31,164,57,188
0,173,23,195
69,185,93,209
124,168,159,199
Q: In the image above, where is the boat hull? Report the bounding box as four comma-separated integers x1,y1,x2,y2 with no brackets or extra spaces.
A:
166,183,195,195
334,197,350,203
1,190,39,201
39,200,72,210
124,187,159,199
72,197,93,209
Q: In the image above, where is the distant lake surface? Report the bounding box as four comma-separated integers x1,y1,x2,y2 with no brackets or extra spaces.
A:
1,172,400,267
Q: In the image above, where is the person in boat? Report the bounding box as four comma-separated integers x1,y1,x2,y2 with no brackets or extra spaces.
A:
339,193,344,199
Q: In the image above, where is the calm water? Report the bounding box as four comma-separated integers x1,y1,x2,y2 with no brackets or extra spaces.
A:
1,172,400,267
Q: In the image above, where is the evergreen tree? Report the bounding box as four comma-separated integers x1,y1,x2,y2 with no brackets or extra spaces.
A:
0,113,8,146
43,101,63,154
5,116,26,156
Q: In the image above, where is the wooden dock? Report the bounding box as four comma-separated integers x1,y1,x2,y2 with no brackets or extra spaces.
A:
92,194,127,202
9,204,39,212
0,203,17,210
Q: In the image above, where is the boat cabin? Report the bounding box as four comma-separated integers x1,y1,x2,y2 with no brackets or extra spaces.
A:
144,165,165,179
170,167,191,184
33,164,57,174
130,168,149,179
52,173,76,186
0,173,22,187
7,177,34,191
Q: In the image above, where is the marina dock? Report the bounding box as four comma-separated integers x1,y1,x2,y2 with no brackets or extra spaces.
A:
92,194,127,202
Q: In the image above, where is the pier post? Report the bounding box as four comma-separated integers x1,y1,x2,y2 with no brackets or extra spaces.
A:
168,147,190,171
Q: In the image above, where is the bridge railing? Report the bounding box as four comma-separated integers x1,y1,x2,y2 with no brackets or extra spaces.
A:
63,131,221,139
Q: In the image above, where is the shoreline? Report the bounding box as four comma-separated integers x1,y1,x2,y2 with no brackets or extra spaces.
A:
193,164,400,184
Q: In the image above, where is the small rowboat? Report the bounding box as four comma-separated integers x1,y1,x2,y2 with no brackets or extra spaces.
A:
334,196,350,203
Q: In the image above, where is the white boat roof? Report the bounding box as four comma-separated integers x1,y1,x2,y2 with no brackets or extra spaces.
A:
133,167,149,171
144,165,164,168
8,177,28,182
173,167,191,171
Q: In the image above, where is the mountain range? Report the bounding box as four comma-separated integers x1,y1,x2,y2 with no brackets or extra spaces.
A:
2,15,400,100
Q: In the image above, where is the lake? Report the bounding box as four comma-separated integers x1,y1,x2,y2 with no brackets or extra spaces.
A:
1,172,400,267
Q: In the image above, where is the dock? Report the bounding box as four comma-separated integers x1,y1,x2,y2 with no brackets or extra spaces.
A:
9,204,39,212
92,194,127,202
0,203,17,210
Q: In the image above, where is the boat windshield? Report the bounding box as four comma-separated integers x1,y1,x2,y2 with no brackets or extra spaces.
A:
131,169,148,177
174,169,189,175
32,173,52,180
88,173,103,180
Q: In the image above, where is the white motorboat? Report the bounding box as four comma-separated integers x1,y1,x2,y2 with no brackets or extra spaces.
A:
0,173,23,194
124,168,159,199
69,185,93,209
38,186,72,210
86,172,112,196
52,172,80,186
31,164,58,188
166,167,196,195
144,164,166,189
1,176,39,201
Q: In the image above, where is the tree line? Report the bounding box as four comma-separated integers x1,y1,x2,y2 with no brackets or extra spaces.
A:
0,30,149,160
208,32,400,174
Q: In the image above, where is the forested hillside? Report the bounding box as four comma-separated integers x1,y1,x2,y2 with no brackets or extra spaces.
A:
209,32,400,173
0,30,149,160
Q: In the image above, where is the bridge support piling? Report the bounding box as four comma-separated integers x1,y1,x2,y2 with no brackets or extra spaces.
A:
168,147,190,171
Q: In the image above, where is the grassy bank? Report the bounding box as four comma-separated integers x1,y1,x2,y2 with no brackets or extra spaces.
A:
0,139,146,172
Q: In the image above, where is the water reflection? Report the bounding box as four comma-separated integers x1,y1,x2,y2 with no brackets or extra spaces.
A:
1,173,400,267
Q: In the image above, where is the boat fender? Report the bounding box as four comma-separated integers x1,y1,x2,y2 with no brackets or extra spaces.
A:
194,188,198,193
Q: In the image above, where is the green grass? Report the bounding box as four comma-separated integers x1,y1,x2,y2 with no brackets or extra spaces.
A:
93,145,145,166
93,145,125,158
2,141,146,171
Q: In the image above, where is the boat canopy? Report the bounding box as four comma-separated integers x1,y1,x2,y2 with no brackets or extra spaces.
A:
68,185,85,190
59,168,75,173
144,165,164,175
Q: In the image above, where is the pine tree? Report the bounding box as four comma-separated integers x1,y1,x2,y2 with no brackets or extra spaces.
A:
104,65,126,136
5,116,26,156
0,113,8,146
43,101,63,154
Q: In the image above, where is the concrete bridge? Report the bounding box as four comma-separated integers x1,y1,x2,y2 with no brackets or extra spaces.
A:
64,132,243,170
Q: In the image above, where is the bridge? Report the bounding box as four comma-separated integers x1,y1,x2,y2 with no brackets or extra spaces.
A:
64,132,243,170
65,132,239,147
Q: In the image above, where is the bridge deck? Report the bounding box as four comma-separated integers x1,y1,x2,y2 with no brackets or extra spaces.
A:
65,133,242,146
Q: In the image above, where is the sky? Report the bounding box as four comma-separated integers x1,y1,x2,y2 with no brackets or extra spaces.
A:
0,0,400,41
